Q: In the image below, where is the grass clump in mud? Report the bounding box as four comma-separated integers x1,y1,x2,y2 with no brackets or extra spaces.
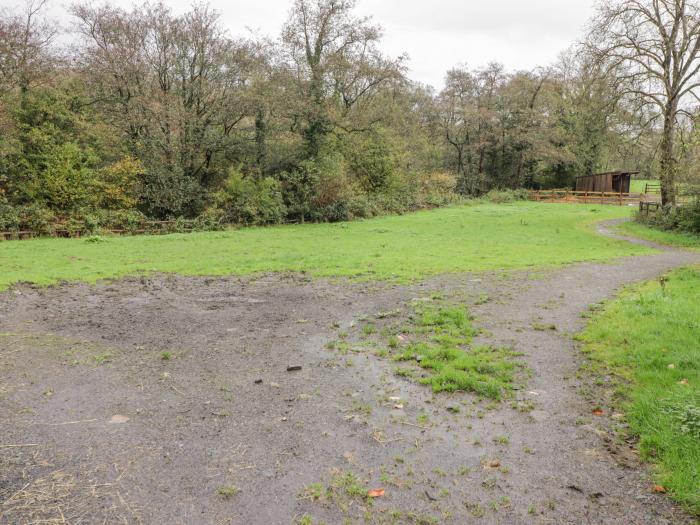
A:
301,471,375,516
387,302,521,400
217,486,240,498
578,267,700,514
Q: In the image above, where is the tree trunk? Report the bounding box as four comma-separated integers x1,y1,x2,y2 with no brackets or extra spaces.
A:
659,102,678,207
254,109,267,177
456,147,469,195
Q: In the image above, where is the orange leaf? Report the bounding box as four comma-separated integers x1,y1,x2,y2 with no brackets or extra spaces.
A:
368,489,385,498
592,409,605,416
653,485,667,494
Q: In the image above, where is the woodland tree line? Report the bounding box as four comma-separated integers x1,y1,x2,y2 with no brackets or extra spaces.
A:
2,0,700,233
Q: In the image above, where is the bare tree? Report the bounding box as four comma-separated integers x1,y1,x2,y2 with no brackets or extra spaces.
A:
0,0,58,95
72,2,257,216
436,64,509,195
588,0,700,206
281,0,403,157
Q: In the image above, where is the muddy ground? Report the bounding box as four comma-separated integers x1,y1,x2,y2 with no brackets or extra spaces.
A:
1,221,698,524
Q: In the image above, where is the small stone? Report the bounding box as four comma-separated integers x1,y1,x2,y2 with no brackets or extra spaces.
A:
109,415,130,424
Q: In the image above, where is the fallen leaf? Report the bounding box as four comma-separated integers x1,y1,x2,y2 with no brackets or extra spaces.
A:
592,409,605,416
653,485,667,494
393,404,404,410
368,489,385,498
108,415,130,424
679,379,689,385
667,363,675,369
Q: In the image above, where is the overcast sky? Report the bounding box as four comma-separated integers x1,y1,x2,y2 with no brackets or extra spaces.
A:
40,0,598,89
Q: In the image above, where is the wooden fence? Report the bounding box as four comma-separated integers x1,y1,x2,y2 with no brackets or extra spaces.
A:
645,183,661,195
639,201,662,216
530,189,646,206
0,219,205,241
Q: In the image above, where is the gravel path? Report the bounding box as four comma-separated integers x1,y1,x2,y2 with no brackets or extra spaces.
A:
0,219,698,524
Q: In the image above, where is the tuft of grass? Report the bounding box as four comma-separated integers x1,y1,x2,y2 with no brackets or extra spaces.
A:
217,486,240,498
493,435,510,445
301,483,327,501
532,322,557,331
160,351,172,361
579,267,700,514
0,203,644,290
330,471,370,501
391,303,521,400
362,323,376,336
91,352,113,365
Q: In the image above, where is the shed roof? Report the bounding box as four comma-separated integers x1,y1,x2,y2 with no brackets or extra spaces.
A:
576,171,640,180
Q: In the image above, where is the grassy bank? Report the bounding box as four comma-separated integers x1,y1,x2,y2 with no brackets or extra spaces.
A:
619,220,700,249
0,202,644,290
579,268,700,514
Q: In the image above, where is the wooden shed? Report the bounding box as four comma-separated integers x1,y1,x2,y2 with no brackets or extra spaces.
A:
575,171,638,193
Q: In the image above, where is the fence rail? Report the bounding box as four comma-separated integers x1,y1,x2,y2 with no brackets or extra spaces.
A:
530,189,646,206
639,201,662,216
644,183,661,195
0,219,205,241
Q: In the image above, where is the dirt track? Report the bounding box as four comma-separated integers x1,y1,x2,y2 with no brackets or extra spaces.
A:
1,220,698,524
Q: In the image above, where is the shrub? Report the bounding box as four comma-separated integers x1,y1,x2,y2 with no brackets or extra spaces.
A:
420,172,457,195
281,153,346,223
0,203,56,234
97,156,142,210
677,201,700,234
38,142,100,211
193,208,226,231
483,189,531,203
214,168,286,225
344,130,399,193
638,200,700,235
138,164,206,219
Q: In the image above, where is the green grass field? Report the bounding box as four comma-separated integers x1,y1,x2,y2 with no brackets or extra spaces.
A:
0,202,645,290
579,267,700,514
630,179,659,194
